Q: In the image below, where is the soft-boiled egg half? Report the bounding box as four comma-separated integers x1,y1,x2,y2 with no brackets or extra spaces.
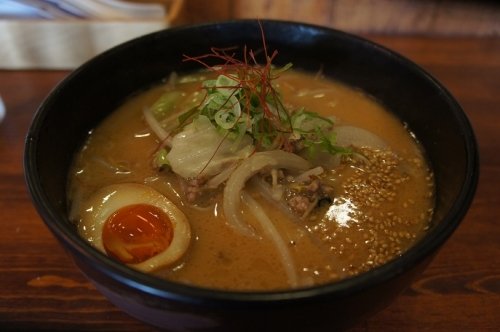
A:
78,183,191,272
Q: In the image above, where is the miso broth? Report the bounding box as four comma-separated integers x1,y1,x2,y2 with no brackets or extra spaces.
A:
68,69,434,291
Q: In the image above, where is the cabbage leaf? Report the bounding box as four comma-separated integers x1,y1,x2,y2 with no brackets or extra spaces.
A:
166,115,254,179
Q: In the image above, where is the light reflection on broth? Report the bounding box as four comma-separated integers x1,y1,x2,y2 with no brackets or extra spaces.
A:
68,70,434,291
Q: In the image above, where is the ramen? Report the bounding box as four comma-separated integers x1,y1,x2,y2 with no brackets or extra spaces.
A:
67,57,434,291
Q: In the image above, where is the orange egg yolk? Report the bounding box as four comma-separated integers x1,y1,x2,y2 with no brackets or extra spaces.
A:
102,204,173,264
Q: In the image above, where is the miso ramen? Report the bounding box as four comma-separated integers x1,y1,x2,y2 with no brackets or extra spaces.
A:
68,60,434,291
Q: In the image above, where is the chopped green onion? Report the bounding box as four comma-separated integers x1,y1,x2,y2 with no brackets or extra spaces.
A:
171,60,349,158
214,95,242,130
155,148,170,168
214,74,240,97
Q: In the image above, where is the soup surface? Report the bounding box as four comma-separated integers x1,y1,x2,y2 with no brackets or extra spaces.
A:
68,69,434,291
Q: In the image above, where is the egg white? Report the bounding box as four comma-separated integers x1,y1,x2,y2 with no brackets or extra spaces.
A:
78,183,191,272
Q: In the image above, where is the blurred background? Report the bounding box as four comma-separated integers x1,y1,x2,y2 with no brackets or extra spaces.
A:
1,0,499,69
175,0,500,36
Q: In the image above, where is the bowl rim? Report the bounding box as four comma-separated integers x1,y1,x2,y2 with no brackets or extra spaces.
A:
24,19,479,306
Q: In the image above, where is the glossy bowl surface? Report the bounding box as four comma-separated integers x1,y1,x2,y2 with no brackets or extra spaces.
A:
24,20,478,331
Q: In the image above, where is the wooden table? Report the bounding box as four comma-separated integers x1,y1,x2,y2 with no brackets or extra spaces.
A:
1,35,498,331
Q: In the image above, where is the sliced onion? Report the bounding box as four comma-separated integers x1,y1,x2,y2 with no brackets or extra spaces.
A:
223,150,311,237
294,166,324,183
242,191,299,288
143,107,169,144
335,125,388,150
205,162,239,189
248,177,299,223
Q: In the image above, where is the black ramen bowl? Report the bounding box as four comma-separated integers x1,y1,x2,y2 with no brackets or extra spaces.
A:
24,20,478,331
